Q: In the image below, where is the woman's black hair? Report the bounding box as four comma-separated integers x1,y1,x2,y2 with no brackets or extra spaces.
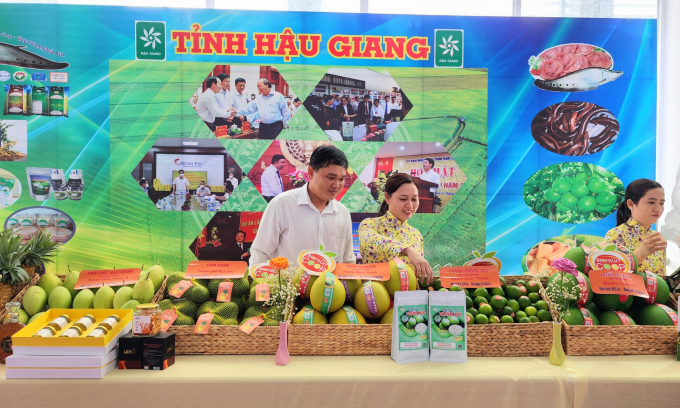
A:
378,173,419,217
616,178,663,226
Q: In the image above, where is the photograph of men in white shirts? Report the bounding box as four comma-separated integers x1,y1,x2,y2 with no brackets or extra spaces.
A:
261,154,286,203
195,181,211,196
387,96,402,121
231,78,290,140
420,158,441,199
215,73,237,128
371,99,385,124
231,77,249,126
249,145,356,267
172,170,191,196
195,77,233,132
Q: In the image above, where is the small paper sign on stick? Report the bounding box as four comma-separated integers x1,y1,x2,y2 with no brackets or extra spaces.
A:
239,316,264,334
185,261,248,280
161,309,178,332
194,313,214,334
333,263,390,281
439,266,500,288
589,270,649,298
216,282,233,302
255,283,270,301
74,268,141,290
169,280,192,298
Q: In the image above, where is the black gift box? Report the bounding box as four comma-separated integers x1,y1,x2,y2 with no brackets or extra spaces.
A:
117,332,175,370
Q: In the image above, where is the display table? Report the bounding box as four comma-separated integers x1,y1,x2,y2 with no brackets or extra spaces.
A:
2,355,679,408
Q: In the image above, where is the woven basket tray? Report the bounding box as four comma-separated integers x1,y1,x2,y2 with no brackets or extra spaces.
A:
561,299,678,356
0,274,39,322
167,325,280,355
289,324,391,356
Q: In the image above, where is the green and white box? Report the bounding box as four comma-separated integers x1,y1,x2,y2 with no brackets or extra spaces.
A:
391,291,429,364
429,291,467,363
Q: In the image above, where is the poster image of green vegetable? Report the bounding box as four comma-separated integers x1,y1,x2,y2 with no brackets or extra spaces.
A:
523,162,624,224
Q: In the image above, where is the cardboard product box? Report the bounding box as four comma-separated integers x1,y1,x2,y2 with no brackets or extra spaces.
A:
369,124,378,133
5,347,118,379
118,332,175,370
215,125,228,136
11,309,133,356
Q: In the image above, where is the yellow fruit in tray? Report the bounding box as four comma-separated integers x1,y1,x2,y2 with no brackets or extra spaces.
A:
354,281,390,319
329,307,366,324
384,260,417,296
292,307,328,325
310,272,346,315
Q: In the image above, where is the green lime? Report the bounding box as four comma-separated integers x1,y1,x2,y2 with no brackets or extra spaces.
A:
432,279,442,290
537,309,552,321
500,315,514,324
556,202,570,212
441,318,451,328
578,196,597,212
408,317,417,327
519,286,528,296
602,184,616,193
528,292,541,303
507,299,520,312
535,300,549,311
515,279,527,288
574,172,588,181
466,313,475,324
588,177,605,193
473,287,490,300
514,311,527,321
415,314,425,323
506,286,521,300
518,296,531,309
518,317,531,323
466,296,473,309
438,288,449,291
501,306,514,316
544,189,562,203
464,288,470,297
475,314,489,324
596,204,614,214
529,316,540,323
596,191,617,206
479,304,494,316
570,181,589,198
474,296,487,308
525,306,538,317
499,276,507,290
527,281,540,293
449,285,463,292
490,295,506,310
468,308,478,317
552,179,571,194
449,316,460,325
489,315,500,324
560,192,578,208
490,287,505,297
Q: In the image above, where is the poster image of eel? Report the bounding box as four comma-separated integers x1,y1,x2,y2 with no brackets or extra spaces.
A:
0,42,69,70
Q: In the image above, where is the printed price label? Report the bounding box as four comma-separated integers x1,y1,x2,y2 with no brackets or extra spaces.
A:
250,263,279,279
185,261,247,279
74,268,141,290
169,280,192,298
216,282,233,302
194,313,214,334
255,283,270,302
333,263,390,281
239,316,264,334
160,309,178,332
439,266,500,288
589,270,649,298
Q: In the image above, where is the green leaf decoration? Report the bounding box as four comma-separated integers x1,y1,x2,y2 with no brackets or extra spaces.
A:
604,245,617,252
482,251,496,259
472,250,481,259
319,244,324,252
323,251,338,258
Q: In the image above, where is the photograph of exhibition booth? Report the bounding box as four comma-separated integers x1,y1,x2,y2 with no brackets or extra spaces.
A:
189,211,263,262
359,142,467,214
247,140,357,204
190,65,299,140
130,138,242,212
304,68,411,142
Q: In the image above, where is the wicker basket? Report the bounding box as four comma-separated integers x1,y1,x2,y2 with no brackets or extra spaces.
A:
468,322,553,356
167,325,280,355
0,274,39,322
289,324,391,356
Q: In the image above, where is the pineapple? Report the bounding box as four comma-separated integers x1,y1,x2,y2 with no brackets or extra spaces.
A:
21,229,59,277
0,229,30,306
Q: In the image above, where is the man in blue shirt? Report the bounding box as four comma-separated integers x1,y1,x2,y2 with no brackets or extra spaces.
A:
231,78,290,140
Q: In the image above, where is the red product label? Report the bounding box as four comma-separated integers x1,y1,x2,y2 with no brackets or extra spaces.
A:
655,303,678,326
578,306,594,326
298,272,311,298
216,281,233,302
255,283,270,302
613,311,632,326
194,313,214,334
645,271,657,305
161,309,178,332
575,273,589,306
169,280,192,298
239,316,264,334
393,258,409,291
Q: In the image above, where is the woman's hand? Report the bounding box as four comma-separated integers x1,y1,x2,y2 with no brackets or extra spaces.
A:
634,232,667,262
403,247,433,285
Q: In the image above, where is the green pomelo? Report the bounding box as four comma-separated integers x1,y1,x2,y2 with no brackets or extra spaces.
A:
633,272,670,307
38,273,62,297
293,308,329,324
22,286,47,316
636,304,678,326
310,272,346,315
73,289,95,309
546,272,591,308
582,301,602,317
598,311,636,325
48,286,72,309
93,285,115,309
384,260,417,296
113,286,134,309
353,281,390,319
593,293,633,312
562,307,585,325
563,247,586,273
